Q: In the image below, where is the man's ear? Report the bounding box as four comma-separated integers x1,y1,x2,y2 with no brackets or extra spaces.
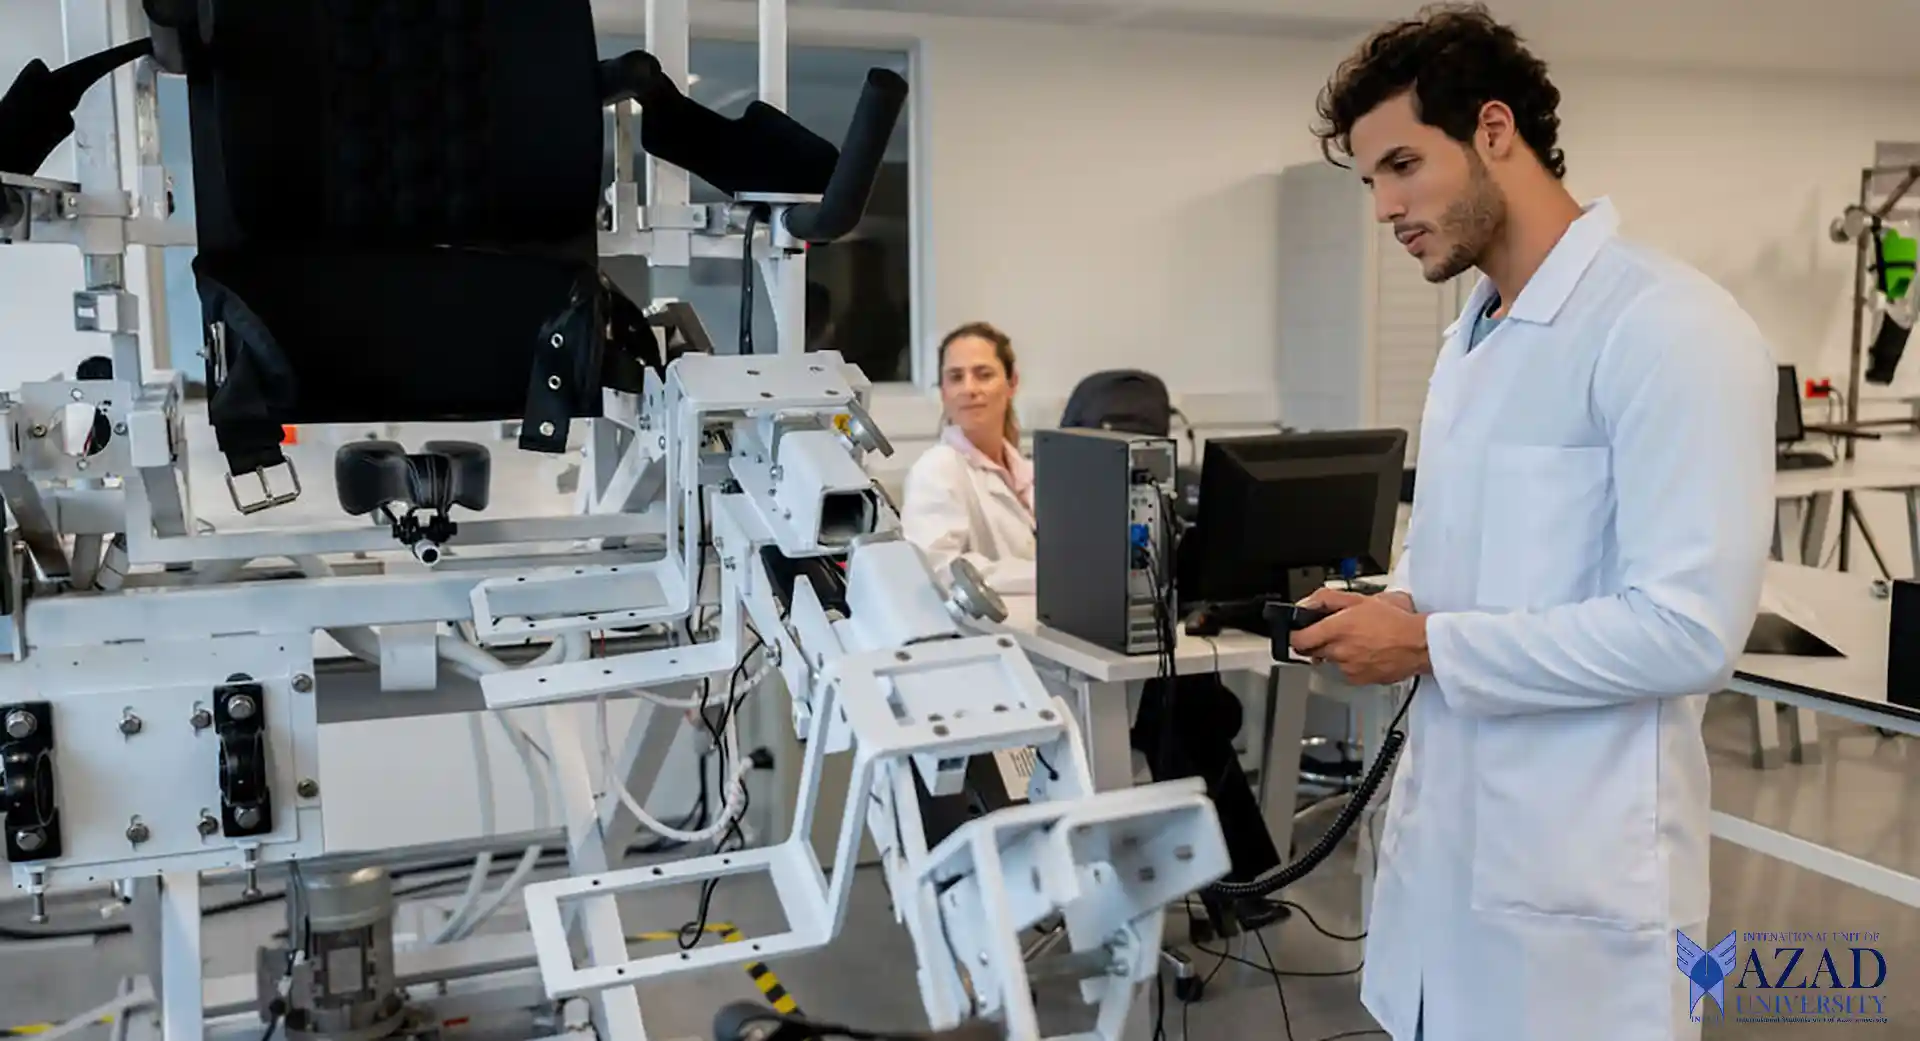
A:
1478,100,1518,161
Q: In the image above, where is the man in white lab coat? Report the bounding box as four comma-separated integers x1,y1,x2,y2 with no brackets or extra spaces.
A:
1290,5,1776,1040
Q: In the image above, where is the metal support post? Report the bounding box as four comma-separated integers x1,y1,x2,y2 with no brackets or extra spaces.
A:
544,702,651,1041
158,871,204,1041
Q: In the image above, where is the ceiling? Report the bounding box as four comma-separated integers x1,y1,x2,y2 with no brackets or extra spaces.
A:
665,0,1920,81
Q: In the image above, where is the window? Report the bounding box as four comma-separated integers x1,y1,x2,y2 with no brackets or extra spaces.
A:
599,36,916,382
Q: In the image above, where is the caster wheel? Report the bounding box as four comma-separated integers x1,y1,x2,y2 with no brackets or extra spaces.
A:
1175,976,1206,1004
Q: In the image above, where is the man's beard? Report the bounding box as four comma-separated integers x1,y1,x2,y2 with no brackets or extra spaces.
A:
1424,153,1506,284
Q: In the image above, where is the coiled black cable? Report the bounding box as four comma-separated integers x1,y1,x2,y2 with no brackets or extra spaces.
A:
1205,675,1418,899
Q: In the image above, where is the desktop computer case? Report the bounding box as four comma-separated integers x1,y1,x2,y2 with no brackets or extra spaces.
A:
1034,429,1177,656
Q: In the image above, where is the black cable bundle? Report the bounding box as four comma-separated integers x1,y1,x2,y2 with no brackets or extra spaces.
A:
678,634,765,949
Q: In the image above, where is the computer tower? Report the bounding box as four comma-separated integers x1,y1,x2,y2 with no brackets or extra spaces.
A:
1890,579,1920,711
1034,429,1177,655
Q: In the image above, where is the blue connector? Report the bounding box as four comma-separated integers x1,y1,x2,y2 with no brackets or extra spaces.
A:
1130,523,1150,548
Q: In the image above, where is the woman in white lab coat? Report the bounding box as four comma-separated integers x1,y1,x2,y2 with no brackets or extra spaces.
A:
901,322,1037,593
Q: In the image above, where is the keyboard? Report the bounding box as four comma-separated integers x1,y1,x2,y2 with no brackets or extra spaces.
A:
1776,451,1835,471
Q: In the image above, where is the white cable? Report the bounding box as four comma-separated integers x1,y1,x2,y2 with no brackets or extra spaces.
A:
448,842,544,943
594,651,773,844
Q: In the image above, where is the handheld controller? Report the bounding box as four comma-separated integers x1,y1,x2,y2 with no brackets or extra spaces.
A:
1262,601,1336,662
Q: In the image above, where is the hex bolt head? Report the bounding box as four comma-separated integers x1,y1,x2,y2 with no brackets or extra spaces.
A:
14,828,45,853
297,779,319,799
234,806,262,830
114,422,128,436
197,814,219,838
227,695,257,721
126,822,150,845
292,674,314,694
118,713,143,736
189,708,212,731
3,710,36,739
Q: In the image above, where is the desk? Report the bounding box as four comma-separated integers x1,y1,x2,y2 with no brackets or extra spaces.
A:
1761,460,1920,764
1722,562,1920,907
974,596,1302,864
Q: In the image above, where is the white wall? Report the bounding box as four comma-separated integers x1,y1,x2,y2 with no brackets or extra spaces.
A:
674,3,1920,468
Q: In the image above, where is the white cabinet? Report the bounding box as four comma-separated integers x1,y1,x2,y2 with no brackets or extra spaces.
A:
1276,162,1472,454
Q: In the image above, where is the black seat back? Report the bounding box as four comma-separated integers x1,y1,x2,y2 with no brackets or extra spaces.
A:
1059,369,1174,437
182,0,629,476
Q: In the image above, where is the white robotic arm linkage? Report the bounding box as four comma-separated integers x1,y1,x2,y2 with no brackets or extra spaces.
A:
472,353,1230,1041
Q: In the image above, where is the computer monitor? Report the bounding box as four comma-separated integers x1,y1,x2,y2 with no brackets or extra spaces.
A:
1182,429,1407,609
1777,364,1804,445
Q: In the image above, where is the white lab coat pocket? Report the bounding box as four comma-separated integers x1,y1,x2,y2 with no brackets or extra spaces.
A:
1468,704,1663,928
1475,444,1611,611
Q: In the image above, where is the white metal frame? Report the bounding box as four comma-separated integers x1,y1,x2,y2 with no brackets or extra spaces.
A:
0,5,1235,1041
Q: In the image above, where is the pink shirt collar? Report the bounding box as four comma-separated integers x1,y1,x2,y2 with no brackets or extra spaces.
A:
942,424,1034,516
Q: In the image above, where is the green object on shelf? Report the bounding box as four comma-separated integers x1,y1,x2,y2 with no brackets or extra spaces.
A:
1882,228,1916,301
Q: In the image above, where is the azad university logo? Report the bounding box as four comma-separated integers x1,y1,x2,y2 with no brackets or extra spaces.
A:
1677,930,1739,1017
1677,929,1890,1025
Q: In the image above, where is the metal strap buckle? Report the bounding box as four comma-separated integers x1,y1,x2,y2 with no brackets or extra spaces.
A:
224,459,302,515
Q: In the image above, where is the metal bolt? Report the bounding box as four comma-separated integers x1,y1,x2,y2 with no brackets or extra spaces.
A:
227,695,257,721
297,778,319,799
547,375,562,391
126,821,150,845
292,674,313,694
769,464,784,482
113,422,127,435
70,388,83,401
119,712,143,736
29,425,45,438
197,813,219,837
3,710,35,739
189,708,212,731
234,805,262,830
977,950,989,966
15,828,45,853
537,421,555,437
550,333,564,348
75,459,88,470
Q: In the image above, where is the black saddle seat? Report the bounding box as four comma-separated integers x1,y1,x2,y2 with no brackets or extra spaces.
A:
335,440,491,518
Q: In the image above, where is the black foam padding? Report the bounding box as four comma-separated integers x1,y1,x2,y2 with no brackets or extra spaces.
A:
0,39,154,176
601,49,839,197
783,69,909,243
335,439,491,517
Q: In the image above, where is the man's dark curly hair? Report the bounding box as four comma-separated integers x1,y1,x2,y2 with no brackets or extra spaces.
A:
1313,3,1567,180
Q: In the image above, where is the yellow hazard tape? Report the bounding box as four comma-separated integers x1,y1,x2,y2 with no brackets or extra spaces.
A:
2,1017,114,1036
628,922,802,1016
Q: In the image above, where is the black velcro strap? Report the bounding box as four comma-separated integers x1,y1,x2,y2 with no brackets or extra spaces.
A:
519,280,598,454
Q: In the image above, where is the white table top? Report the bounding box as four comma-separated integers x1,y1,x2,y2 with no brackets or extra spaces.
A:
979,594,1273,685
1736,562,1908,722
1774,458,1920,499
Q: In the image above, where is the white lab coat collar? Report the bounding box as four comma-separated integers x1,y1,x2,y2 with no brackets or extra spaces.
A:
1445,197,1621,335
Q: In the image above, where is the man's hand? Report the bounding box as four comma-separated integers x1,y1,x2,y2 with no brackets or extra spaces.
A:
1290,588,1430,686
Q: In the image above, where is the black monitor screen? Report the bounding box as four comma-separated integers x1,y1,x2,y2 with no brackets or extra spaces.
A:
1186,430,1407,605
1777,364,1803,445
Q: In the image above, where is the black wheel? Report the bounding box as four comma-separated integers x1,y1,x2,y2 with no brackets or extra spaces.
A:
1175,976,1206,1004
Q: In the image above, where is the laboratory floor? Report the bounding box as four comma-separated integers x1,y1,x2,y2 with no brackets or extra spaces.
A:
1,691,1915,1041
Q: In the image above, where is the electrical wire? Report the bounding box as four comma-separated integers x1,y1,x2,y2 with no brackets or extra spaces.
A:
739,205,765,355
1205,676,1418,900
679,637,767,950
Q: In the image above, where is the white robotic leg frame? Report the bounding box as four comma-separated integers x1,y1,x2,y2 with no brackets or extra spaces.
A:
480,354,1230,1040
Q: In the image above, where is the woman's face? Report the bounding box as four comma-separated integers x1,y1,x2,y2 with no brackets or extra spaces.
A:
940,336,1016,442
